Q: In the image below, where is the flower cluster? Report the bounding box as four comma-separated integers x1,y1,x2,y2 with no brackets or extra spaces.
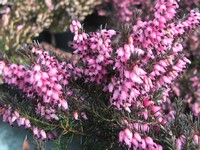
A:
175,134,200,150
0,46,78,140
0,106,56,140
168,9,200,37
70,20,116,84
0,47,70,110
0,107,31,128
119,128,162,149
67,1,199,148
97,0,200,118
0,0,199,149
32,126,57,140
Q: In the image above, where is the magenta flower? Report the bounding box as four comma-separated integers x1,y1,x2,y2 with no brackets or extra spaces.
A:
74,111,79,120
40,129,47,140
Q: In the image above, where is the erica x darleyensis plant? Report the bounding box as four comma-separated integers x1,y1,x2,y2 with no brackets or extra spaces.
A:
0,0,200,149
97,0,200,116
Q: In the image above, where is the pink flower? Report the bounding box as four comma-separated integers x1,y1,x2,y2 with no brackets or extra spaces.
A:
81,112,88,120
119,130,125,142
33,65,41,72
143,99,152,107
61,99,68,110
108,83,114,92
123,128,133,147
11,114,18,122
33,127,40,138
48,68,58,77
25,119,31,128
34,72,42,81
141,124,149,133
120,90,128,100
130,72,143,84
176,135,186,150
151,105,161,113
74,111,79,120
145,136,154,145
162,76,172,84
193,134,199,145
157,144,163,150
124,106,131,113
70,20,82,33
40,129,47,140
134,132,141,142
140,139,147,149
142,110,148,120
133,122,139,131
17,118,25,126
154,64,165,73
132,138,138,148
113,90,119,100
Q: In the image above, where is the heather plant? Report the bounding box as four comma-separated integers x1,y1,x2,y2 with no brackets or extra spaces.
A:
97,0,200,118
0,0,200,150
